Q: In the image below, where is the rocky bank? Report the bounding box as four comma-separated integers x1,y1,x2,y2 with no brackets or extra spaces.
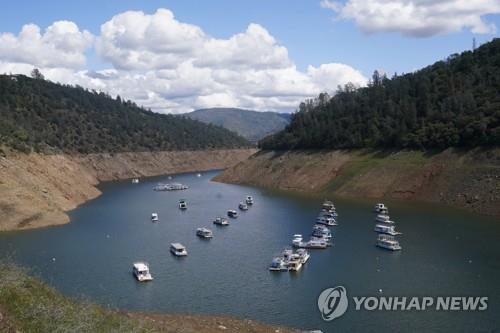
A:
214,148,500,217
0,149,256,231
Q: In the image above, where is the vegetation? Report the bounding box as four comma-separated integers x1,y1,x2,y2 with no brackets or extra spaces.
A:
0,75,250,153
0,262,155,332
186,108,291,143
260,38,500,150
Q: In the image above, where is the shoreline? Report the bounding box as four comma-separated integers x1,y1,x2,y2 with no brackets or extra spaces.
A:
0,148,257,232
214,148,500,217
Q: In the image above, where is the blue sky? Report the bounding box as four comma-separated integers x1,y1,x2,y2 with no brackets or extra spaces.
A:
1,0,499,112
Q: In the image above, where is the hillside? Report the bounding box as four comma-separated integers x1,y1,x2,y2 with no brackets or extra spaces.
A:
0,75,250,153
185,108,291,142
215,148,500,216
260,38,500,150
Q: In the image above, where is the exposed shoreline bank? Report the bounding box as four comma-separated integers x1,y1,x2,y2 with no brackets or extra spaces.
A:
0,149,257,231
214,148,500,217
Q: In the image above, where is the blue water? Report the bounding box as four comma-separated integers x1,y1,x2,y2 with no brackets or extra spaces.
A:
1,170,499,332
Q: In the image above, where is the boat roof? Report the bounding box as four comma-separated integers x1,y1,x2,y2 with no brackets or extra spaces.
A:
133,262,149,270
171,243,185,249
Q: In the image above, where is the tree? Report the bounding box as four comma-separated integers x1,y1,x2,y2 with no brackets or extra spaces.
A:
31,68,44,80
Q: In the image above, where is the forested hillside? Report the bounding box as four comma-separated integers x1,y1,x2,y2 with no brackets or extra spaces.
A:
186,108,291,142
260,38,500,150
0,75,249,153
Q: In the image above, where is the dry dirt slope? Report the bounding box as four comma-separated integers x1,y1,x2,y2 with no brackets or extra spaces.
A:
214,148,500,216
0,149,256,231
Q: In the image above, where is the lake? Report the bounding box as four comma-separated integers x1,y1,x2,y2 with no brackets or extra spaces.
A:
1,170,499,332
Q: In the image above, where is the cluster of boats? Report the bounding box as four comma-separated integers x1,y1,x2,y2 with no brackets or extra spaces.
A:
227,195,253,218
134,189,256,281
154,183,189,191
269,200,338,272
373,203,402,251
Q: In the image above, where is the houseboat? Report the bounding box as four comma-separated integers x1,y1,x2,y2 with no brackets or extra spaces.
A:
376,235,402,251
170,243,188,256
213,217,229,226
132,262,153,282
196,227,213,239
179,199,188,210
227,210,238,218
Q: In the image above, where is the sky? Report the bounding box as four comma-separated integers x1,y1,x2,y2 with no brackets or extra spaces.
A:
0,0,499,113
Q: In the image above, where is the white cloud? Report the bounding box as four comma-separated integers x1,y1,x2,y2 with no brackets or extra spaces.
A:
321,0,500,37
0,8,368,113
0,21,93,69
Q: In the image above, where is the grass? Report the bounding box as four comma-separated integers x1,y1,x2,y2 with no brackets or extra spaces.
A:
0,262,155,333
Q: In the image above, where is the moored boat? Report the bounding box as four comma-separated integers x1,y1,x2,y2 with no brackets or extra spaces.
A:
316,216,338,226
132,262,153,282
376,235,402,251
238,202,249,211
374,224,402,236
269,257,288,271
246,195,254,205
170,243,188,256
196,227,213,239
375,214,394,224
374,203,389,214
213,217,229,226
179,199,188,210
151,213,159,222
322,200,335,211
227,210,238,218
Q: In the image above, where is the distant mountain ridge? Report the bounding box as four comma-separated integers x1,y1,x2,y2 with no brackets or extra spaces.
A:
185,108,291,142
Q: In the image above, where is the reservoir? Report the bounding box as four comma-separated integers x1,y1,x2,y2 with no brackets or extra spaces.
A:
1,170,499,332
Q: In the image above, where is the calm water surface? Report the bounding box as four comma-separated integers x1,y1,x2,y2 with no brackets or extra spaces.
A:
1,170,499,332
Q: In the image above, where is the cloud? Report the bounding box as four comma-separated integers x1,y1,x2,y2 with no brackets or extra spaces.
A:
0,8,368,113
0,21,93,68
321,0,500,37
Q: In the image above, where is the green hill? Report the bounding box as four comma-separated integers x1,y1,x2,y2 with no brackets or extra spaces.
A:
0,75,250,154
260,38,500,150
186,108,291,142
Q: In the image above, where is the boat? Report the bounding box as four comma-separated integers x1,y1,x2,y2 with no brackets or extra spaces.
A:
132,262,153,281
269,257,288,271
375,214,394,224
151,213,159,222
154,183,189,191
238,202,249,211
322,200,335,211
305,239,329,249
131,178,139,184
196,227,213,239
170,243,188,256
374,224,402,236
292,234,304,247
376,235,402,251
179,199,187,210
310,236,333,247
374,203,389,214
197,173,202,177
296,249,310,264
227,210,238,218
245,195,254,205
319,211,338,218
287,253,303,271
316,216,338,226
213,217,229,226
312,226,332,240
